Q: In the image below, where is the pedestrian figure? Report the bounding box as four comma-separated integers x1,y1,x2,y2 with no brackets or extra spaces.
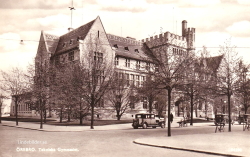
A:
170,113,174,123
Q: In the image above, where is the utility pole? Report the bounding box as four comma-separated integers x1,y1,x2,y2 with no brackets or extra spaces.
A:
68,0,75,31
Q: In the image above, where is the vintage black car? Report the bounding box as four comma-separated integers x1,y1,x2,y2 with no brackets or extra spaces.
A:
132,113,165,129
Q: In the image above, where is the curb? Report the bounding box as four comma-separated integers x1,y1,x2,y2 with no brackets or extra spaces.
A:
133,140,242,157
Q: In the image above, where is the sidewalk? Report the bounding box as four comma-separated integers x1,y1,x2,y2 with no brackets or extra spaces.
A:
133,117,250,157
0,120,132,132
134,131,250,157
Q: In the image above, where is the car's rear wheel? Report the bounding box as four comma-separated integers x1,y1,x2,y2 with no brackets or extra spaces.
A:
142,123,147,129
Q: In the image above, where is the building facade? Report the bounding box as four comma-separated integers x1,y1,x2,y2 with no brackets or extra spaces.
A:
11,16,210,119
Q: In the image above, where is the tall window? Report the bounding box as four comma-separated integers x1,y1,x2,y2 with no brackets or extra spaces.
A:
130,74,134,86
136,60,140,70
125,73,130,86
141,76,145,87
119,72,124,80
115,57,119,66
125,58,130,68
94,70,104,83
68,51,74,61
94,52,103,63
136,75,140,87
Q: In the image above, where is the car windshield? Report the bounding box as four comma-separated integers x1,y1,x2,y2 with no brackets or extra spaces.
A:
136,114,155,118
136,114,146,118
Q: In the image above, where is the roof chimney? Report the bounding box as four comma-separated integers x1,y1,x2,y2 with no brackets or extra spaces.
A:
68,27,74,32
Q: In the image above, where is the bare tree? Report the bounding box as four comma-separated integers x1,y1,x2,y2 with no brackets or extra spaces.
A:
179,46,220,125
215,39,241,132
154,93,167,117
77,33,114,129
143,43,194,136
27,56,51,129
50,63,87,123
0,67,29,126
235,60,250,114
137,72,163,114
107,72,138,120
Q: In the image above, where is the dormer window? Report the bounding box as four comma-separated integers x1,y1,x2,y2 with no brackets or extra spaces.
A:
135,49,139,53
69,39,73,45
114,44,118,48
63,42,66,48
125,47,129,51
77,36,81,41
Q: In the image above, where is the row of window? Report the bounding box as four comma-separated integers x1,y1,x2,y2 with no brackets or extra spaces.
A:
173,48,187,56
55,51,75,65
113,44,140,53
94,52,103,63
115,57,151,71
12,103,31,113
116,72,146,87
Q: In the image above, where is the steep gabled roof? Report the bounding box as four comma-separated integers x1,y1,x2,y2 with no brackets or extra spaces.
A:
205,55,223,72
107,34,152,62
43,32,60,54
54,19,95,55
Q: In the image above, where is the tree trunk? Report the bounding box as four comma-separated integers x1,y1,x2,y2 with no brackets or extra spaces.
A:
117,115,121,120
90,96,94,129
40,99,43,129
178,104,180,117
195,103,198,117
43,109,46,123
80,102,83,125
167,88,172,137
228,93,231,132
60,108,62,123
48,105,52,118
149,99,153,114
190,93,193,126
68,110,70,122
15,96,18,126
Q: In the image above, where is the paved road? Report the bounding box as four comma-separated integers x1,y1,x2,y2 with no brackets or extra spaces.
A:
0,124,222,157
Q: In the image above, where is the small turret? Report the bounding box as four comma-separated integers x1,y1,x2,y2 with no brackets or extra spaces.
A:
182,20,187,37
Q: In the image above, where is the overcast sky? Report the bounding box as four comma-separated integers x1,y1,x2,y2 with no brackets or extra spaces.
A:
1,0,250,72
